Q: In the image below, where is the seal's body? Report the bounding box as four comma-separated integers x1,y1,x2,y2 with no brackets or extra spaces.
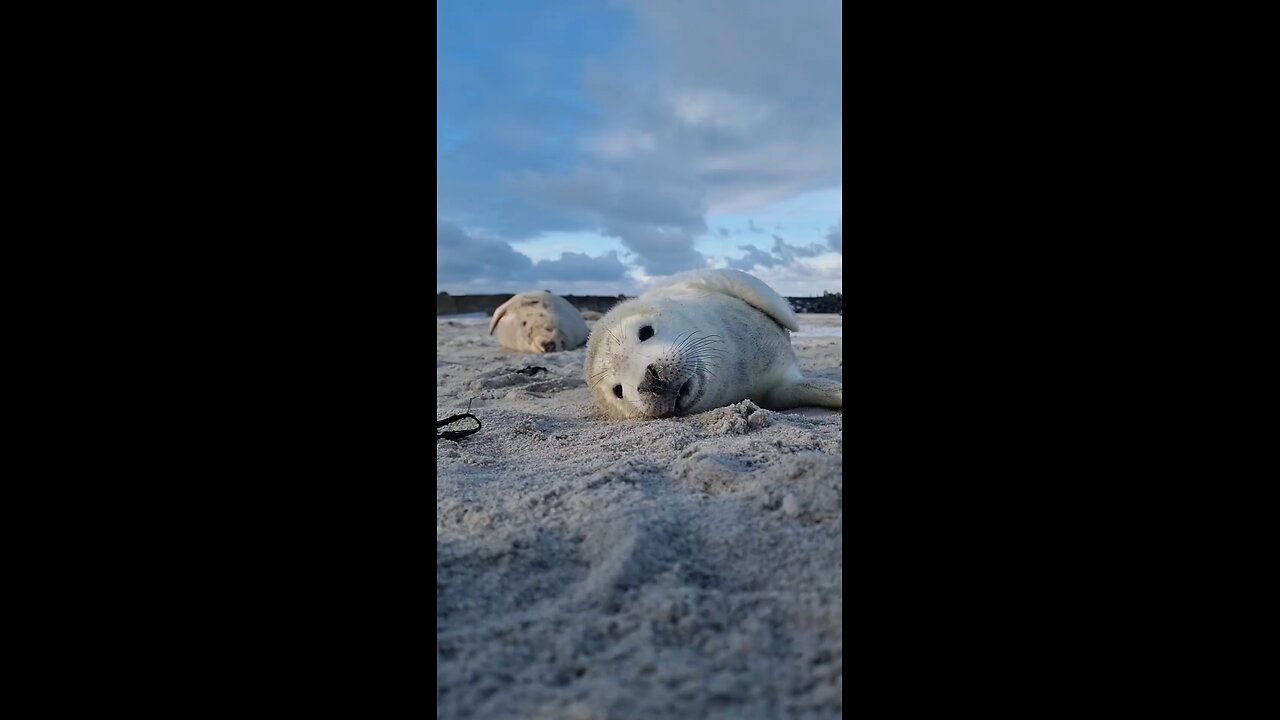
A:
585,269,842,419
489,292,590,353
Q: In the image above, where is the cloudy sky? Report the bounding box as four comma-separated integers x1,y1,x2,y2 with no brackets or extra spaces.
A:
437,0,841,297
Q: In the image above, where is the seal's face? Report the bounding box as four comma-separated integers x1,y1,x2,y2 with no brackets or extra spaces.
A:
585,302,722,419
515,303,568,353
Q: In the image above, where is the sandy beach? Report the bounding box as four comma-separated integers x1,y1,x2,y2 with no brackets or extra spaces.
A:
437,313,843,719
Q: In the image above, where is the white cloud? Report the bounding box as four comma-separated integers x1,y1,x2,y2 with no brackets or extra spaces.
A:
668,89,774,130
746,253,843,297
583,131,657,160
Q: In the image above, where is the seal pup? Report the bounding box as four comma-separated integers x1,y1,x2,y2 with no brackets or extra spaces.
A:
585,269,842,419
488,291,590,353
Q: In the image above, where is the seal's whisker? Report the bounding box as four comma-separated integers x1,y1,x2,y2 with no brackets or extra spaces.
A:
684,344,723,355
680,333,721,348
678,332,720,352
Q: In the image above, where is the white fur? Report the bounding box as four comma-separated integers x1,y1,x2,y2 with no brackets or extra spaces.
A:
489,292,590,353
585,269,841,419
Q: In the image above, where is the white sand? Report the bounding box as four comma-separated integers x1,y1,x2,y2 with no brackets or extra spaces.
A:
436,314,843,719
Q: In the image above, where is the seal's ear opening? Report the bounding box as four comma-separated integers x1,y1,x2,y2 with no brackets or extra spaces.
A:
489,295,518,335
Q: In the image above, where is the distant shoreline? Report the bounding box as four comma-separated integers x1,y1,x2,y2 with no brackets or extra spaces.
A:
437,292,842,316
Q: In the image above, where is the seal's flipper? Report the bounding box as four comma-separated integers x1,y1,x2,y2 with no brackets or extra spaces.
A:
488,295,518,335
657,269,800,332
765,376,842,410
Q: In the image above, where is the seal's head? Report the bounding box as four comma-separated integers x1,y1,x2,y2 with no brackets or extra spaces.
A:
585,300,723,419
489,292,574,353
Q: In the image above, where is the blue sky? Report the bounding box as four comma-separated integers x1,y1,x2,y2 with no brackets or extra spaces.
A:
437,0,841,297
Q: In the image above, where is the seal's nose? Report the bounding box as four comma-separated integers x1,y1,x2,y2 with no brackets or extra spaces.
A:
542,340,557,352
638,364,664,395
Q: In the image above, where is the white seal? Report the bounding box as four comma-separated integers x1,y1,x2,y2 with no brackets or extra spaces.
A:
585,269,842,419
489,291,590,353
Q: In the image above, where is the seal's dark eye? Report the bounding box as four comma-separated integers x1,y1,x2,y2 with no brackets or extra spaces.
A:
613,385,623,398
638,325,654,342
522,321,527,326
